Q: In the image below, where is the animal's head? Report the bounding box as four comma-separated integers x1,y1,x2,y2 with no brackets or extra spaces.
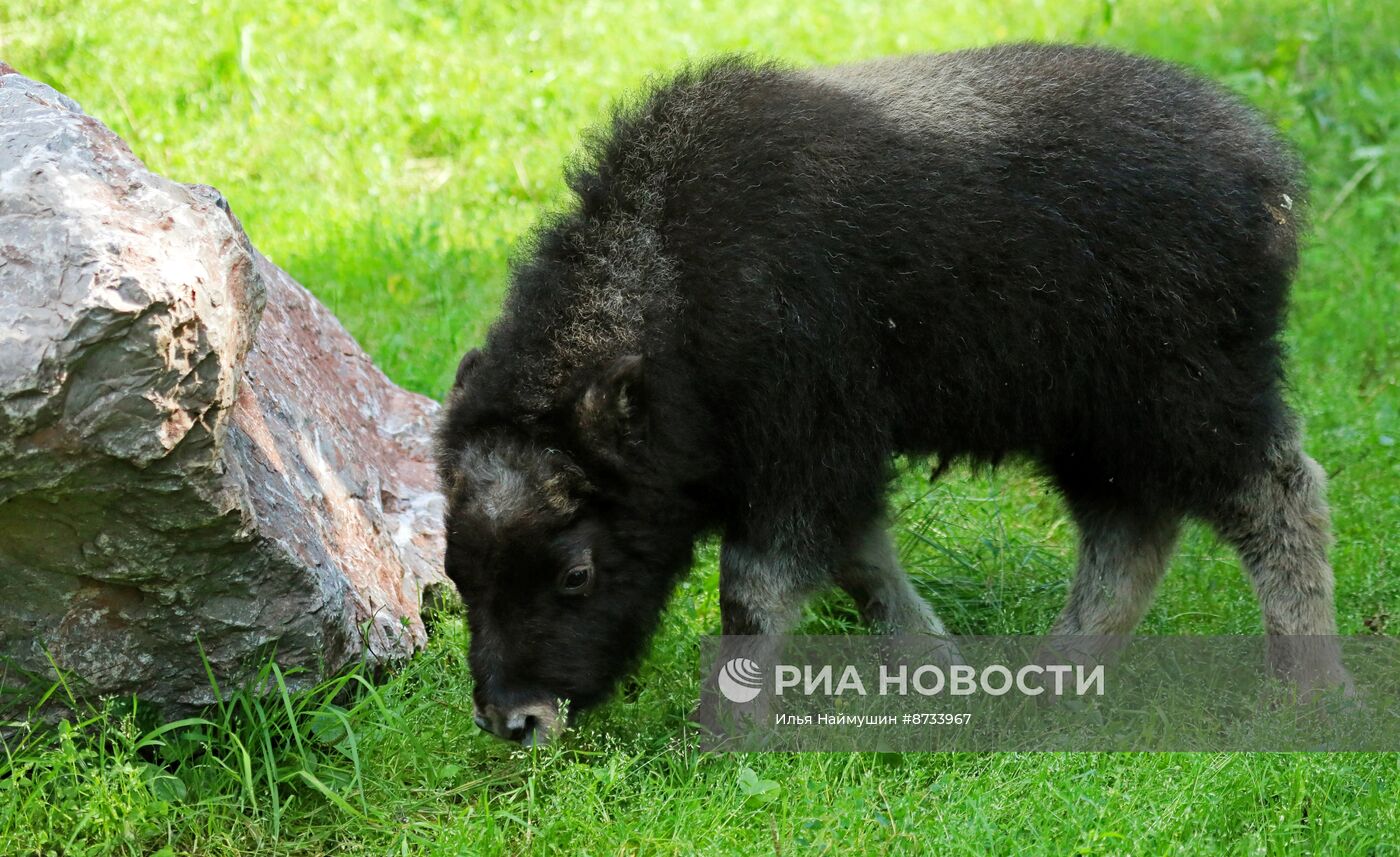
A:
436,349,698,745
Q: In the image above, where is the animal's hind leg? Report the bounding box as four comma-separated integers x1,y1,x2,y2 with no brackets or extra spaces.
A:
1207,432,1352,695
1035,498,1180,686
1049,501,1182,638
836,522,949,635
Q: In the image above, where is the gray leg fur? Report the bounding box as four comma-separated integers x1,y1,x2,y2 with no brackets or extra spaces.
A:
719,541,817,636
1210,435,1351,694
1050,506,1181,636
837,524,949,635
1034,504,1180,695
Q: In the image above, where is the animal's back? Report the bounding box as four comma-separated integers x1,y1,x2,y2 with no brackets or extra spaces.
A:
499,46,1305,510
597,46,1305,507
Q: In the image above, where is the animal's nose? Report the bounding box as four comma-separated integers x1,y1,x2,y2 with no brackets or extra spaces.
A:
473,707,538,743
472,699,563,747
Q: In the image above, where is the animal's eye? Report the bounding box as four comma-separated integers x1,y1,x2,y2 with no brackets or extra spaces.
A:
558,564,594,595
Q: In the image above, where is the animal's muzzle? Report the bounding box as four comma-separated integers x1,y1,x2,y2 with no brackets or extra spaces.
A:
472,699,563,747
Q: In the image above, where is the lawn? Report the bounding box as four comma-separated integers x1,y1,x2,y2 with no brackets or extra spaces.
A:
1,0,1397,853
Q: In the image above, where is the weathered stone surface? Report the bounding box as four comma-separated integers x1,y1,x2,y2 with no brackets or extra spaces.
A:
0,66,449,713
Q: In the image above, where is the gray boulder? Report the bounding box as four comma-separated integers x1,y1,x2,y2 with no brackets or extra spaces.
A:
0,63,450,713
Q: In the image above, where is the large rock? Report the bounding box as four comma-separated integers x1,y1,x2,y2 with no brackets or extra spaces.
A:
0,63,450,713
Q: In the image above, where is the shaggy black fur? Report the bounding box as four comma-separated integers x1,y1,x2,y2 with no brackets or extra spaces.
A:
437,45,1311,732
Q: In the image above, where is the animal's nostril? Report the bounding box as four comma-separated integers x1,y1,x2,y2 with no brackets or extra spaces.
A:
472,712,490,733
503,713,538,743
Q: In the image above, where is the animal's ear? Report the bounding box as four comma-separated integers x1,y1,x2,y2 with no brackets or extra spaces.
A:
453,348,483,390
574,355,646,463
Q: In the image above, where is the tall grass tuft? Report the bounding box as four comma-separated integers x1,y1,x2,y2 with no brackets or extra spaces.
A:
0,653,389,854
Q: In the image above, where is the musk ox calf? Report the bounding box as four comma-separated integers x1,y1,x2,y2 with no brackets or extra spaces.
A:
438,45,1347,746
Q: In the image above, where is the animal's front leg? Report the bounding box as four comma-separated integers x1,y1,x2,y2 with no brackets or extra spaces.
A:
719,541,818,636
705,540,814,742
837,521,950,636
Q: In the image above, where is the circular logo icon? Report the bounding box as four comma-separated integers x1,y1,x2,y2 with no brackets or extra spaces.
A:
717,657,764,703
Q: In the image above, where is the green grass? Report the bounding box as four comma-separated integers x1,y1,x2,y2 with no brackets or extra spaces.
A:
2,0,1398,852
